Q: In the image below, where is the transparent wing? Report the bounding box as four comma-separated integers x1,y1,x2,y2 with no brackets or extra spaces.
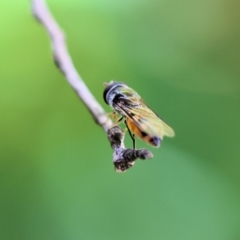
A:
118,100,175,139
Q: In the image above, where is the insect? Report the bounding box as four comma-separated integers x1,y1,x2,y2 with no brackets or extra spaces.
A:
103,81,175,149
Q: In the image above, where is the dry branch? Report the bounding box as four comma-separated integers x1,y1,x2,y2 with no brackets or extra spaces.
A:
31,0,153,172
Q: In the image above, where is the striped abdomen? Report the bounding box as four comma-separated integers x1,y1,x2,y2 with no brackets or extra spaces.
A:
125,117,161,147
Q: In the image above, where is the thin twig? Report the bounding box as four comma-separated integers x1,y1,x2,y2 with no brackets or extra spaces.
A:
30,0,153,172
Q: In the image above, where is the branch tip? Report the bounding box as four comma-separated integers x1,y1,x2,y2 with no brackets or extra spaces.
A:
108,127,153,172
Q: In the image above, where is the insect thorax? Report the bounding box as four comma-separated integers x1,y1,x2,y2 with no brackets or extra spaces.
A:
105,82,140,117
112,102,127,116
107,87,125,107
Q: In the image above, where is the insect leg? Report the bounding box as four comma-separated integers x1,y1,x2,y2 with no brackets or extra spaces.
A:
111,116,123,127
124,120,136,150
106,111,117,120
109,116,124,136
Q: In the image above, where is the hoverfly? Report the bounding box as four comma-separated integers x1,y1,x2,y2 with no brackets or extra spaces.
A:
103,81,175,149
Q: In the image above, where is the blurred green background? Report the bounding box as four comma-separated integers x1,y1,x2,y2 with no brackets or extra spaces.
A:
1,1,240,239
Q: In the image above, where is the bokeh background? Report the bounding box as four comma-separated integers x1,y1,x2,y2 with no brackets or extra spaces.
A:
1,1,240,239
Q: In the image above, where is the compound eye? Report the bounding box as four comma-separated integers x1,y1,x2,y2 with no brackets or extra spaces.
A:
103,83,115,104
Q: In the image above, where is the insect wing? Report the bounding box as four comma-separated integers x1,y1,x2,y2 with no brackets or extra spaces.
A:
111,85,174,139
121,101,175,140
116,86,141,103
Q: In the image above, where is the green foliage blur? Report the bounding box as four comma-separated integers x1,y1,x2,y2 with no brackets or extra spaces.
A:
1,1,240,239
